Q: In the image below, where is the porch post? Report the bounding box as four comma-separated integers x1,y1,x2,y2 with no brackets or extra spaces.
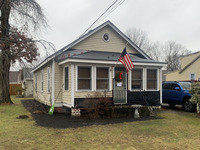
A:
160,68,163,105
71,64,75,107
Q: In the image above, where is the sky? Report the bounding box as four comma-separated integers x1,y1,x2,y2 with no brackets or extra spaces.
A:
37,0,200,54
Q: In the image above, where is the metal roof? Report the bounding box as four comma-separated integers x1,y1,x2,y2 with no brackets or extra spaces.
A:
58,50,166,64
32,20,161,72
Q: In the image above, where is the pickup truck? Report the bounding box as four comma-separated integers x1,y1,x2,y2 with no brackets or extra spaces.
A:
162,81,195,112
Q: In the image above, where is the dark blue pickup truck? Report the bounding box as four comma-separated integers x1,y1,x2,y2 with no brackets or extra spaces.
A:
162,81,195,112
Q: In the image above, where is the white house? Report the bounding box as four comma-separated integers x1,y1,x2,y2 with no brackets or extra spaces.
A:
32,21,166,111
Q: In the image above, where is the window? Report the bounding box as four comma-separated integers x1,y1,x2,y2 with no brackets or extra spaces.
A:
41,70,43,91
35,74,37,91
162,83,171,90
147,69,157,90
78,66,91,90
64,67,68,90
96,67,109,90
103,33,110,42
131,68,143,90
47,67,50,92
190,73,195,80
171,83,180,90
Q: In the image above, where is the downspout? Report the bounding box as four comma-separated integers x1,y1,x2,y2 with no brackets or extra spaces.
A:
51,59,55,105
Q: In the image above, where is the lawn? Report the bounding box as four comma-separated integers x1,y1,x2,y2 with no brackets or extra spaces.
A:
0,97,200,150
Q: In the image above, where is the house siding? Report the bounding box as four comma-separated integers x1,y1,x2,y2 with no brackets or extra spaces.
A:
166,56,200,81
62,64,72,105
72,26,139,54
54,62,63,103
180,52,200,69
33,63,52,106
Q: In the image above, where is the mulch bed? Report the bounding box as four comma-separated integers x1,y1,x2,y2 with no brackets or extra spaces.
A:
21,99,162,129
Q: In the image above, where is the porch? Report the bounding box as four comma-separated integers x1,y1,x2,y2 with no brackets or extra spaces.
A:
74,90,160,108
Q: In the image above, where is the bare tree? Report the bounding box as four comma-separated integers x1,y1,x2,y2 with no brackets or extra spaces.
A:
0,0,49,104
126,28,149,50
164,41,191,71
125,28,162,61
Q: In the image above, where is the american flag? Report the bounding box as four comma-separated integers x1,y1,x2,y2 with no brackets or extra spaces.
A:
118,48,134,73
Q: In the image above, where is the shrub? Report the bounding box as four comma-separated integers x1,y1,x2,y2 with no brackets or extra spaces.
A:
82,92,112,119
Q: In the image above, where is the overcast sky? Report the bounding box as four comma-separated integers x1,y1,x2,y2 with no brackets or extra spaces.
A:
37,0,200,53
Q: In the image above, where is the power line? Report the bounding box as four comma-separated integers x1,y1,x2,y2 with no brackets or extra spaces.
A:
80,0,125,37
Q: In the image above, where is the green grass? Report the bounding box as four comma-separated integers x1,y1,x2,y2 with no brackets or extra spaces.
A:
1,97,200,150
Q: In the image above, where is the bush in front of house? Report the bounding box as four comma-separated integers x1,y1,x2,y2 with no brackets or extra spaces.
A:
190,82,200,114
82,97,112,119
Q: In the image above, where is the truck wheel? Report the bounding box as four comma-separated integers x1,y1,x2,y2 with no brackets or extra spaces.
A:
182,99,195,112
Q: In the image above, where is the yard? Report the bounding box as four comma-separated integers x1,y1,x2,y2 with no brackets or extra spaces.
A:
0,97,200,150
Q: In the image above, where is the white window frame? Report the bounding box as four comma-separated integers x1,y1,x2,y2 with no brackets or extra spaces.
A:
64,66,69,91
35,73,37,92
189,73,196,80
146,68,159,91
47,67,50,92
96,66,110,91
130,67,144,91
41,70,44,91
76,65,92,91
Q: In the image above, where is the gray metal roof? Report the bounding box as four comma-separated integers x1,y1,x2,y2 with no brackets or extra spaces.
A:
32,20,154,72
59,50,166,64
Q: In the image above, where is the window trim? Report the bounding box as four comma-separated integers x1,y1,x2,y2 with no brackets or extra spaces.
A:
96,67,109,91
64,67,69,91
131,68,144,91
189,73,196,80
77,65,92,91
47,67,50,92
35,73,37,92
41,70,44,91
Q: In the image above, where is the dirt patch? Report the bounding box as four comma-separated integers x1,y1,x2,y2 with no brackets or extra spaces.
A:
21,100,162,129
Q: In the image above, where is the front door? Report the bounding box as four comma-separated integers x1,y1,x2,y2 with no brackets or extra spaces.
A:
113,67,127,104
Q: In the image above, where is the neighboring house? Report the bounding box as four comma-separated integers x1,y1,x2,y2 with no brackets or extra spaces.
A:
9,68,33,96
165,51,200,81
162,70,170,81
32,21,166,111
9,71,21,84
9,71,21,95
21,68,34,97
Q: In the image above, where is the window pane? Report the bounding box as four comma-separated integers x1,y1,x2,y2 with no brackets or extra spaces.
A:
132,69,142,79
78,67,91,78
97,79,108,89
190,74,195,80
96,67,109,90
78,67,91,90
78,79,91,89
162,83,170,90
97,68,108,78
65,67,68,90
147,69,156,79
147,80,157,89
48,68,50,91
147,69,157,90
132,69,143,90
132,80,142,89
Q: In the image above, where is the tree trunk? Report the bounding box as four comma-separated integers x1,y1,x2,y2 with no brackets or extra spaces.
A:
0,0,13,104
